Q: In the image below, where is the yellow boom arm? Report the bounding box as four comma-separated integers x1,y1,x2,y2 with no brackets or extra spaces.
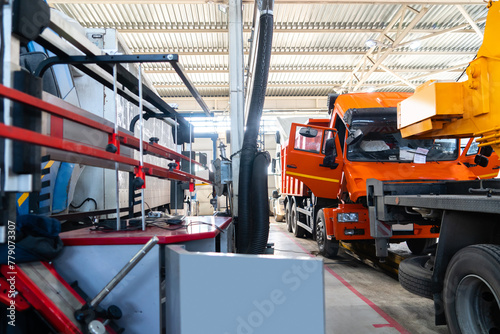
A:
398,1,500,153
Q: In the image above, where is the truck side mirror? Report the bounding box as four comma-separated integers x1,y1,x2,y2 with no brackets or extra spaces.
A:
474,145,493,167
299,127,318,138
320,138,338,169
346,129,363,146
275,131,281,145
479,145,493,157
474,154,489,167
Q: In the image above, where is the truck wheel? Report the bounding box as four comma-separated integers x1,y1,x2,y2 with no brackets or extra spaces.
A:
285,201,292,232
406,238,437,255
443,244,500,334
398,255,433,299
316,211,339,258
291,202,306,238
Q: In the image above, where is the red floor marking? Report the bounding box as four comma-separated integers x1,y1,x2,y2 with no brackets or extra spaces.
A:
279,228,410,334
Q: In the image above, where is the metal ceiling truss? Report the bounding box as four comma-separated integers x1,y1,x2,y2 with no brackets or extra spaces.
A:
112,27,482,34
340,5,485,93
342,5,430,92
48,0,485,5
131,48,478,56
143,66,466,74
46,0,488,114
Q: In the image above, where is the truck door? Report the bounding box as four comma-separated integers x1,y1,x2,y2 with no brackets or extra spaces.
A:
460,138,500,179
285,123,344,199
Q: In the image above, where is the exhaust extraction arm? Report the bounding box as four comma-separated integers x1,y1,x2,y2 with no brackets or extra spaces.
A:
237,0,274,254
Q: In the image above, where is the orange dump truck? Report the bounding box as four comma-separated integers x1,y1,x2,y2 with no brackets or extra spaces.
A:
281,92,497,258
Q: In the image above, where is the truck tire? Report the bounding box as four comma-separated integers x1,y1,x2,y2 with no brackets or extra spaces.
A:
316,210,339,258
406,238,437,255
443,244,500,334
285,201,292,232
291,202,306,238
398,255,433,299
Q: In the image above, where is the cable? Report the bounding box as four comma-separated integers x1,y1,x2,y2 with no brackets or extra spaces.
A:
147,220,225,233
70,198,97,210
187,221,224,233
90,223,142,232
456,55,476,82
88,216,225,233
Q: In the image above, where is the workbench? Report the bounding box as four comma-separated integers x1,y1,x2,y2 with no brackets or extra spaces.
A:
54,216,233,333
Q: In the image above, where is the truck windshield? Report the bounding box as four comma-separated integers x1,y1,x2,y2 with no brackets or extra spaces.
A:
346,109,459,162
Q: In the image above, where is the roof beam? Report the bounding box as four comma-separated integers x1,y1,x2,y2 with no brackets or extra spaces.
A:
377,63,417,89
375,63,469,89
48,0,486,4
114,27,480,34
397,16,485,48
351,5,430,91
456,5,484,40
154,81,422,89
144,67,465,74
168,96,329,113
154,62,468,90
342,6,429,91
342,5,407,90
131,49,477,56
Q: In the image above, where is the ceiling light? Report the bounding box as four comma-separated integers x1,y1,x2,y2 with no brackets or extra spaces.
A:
366,87,376,93
409,41,421,50
218,4,227,13
365,39,378,48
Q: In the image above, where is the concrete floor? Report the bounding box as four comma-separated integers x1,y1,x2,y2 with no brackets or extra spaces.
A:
268,219,449,334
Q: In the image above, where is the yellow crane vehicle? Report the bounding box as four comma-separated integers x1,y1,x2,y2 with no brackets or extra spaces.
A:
367,1,500,333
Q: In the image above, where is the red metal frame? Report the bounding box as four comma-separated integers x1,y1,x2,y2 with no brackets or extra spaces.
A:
0,84,205,169
0,265,83,334
0,275,30,311
0,263,120,334
0,122,209,183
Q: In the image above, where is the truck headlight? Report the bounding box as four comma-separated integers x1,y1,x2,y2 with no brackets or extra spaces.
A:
337,213,359,223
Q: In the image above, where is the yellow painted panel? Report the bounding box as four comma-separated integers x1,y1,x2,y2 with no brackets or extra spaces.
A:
398,81,463,130
286,171,339,184
17,193,29,207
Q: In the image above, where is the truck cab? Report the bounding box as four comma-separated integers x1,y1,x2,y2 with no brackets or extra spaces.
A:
283,92,484,258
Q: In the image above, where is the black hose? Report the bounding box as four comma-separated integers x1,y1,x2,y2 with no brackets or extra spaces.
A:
237,11,273,254
70,198,97,210
248,151,271,254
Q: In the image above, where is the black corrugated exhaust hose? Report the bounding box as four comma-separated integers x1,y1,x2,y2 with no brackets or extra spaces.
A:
236,11,274,254
248,151,271,254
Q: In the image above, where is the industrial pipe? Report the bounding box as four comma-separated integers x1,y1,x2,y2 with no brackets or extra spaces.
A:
248,151,271,254
89,236,159,308
237,0,274,254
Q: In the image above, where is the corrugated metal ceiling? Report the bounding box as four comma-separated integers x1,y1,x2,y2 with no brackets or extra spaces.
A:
49,1,489,111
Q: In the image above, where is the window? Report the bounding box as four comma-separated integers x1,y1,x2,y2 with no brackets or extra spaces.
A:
466,138,480,156
294,126,322,153
346,108,459,162
334,115,346,153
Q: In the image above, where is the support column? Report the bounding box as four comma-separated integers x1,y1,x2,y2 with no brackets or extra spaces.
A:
228,0,244,216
